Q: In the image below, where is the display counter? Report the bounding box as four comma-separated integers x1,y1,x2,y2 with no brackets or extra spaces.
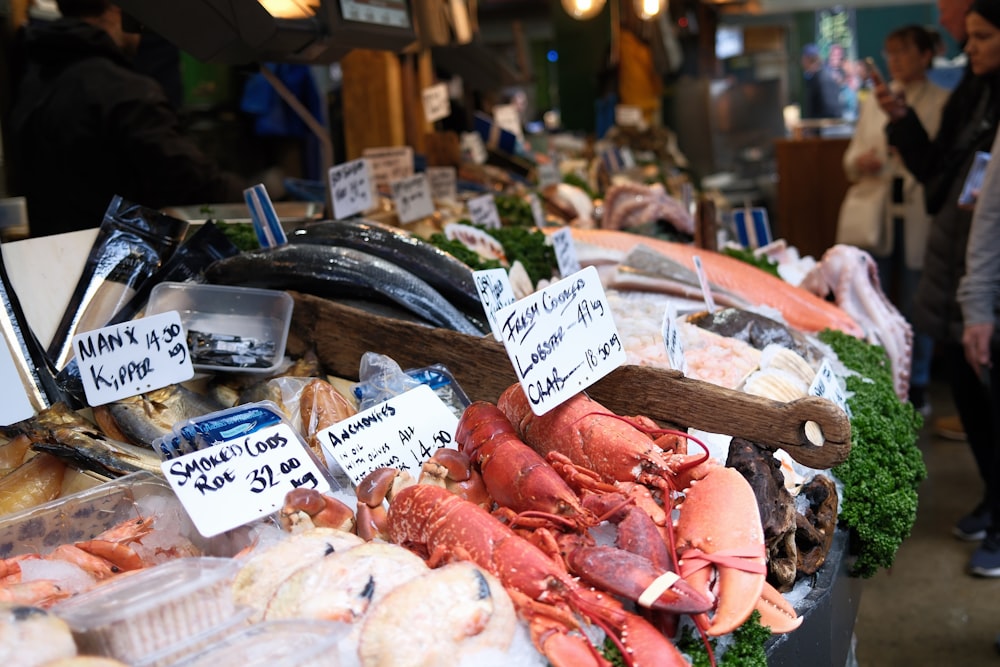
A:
774,136,851,260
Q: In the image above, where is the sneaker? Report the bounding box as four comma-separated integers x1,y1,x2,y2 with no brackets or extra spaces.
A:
954,502,991,541
968,534,1000,577
933,414,966,441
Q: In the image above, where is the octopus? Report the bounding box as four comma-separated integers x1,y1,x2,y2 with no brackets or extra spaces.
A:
800,244,912,400
600,182,694,236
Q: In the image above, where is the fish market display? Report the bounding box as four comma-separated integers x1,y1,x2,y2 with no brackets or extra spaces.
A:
0,452,66,515
291,219,483,316
601,182,694,235
9,403,161,478
565,227,864,337
93,385,226,449
800,244,912,400
204,244,485,336
607,244,749,308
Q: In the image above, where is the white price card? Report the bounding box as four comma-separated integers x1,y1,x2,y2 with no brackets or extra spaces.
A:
530,193,545,227
428,166,457,202
328,158,374,220
615,104,645,128
496,266,625,416
691,255,717,314
550,227,581,278
162,422,330,538
493,104,524,142
422,82,451,123
537,162,561,188
74,311,194,407
467,193,502,229
390,173,435,224
318,384,459,487
0,339,35,426
474,268,517,342
461,132,488,165
661,305,686,375
362,146,414,190
809,358,850,416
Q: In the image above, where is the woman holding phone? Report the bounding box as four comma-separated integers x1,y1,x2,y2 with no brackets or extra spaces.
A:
874,0,1000,576
839,25,948,415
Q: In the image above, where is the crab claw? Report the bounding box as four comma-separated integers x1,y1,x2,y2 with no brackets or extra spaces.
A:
676,466,767,636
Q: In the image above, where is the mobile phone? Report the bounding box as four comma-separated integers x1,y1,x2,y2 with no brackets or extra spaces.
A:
864,57,884,84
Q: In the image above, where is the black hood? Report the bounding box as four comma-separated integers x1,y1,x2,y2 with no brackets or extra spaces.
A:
21,18,130,71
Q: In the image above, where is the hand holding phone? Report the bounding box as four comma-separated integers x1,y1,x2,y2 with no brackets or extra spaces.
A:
864,57,884,86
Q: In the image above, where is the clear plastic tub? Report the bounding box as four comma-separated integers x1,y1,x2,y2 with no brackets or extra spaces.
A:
145,282,293,374
0,471,247,560
171,619,350,667
52,557,240,663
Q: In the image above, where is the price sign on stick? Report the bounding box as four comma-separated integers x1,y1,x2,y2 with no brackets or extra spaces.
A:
550,227,581,277
809,358,850,416
363,146,414,191
467,194,502,229
427,166,457,202
496,266,625,416
319,384,459,487
422,83,451,123
530,193,545,227
74,311,194,406
474,268,517,341
661,305,686,375
162,421,330,538
328,158,374,220
390,173,434,224
692,255,717,314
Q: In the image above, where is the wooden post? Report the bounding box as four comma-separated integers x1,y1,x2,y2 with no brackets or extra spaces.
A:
340,49,406,159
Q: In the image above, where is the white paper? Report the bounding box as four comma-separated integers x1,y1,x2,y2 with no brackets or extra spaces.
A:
74,311,194,407
363,146,414,190
474,268,516,342
162,422,330,538
615,104,645,128
390,173,435,224
427,166,458,202
530,193,545,227
422,82,451,123
550,227,581,277
0,338,35,426
496,266,624,416
661,304,686,375
319,384,459,486
493,104,524,142
809,358,850,416
328,158,374,220
461,132,488,165
467,194,502,229
692,255,717,314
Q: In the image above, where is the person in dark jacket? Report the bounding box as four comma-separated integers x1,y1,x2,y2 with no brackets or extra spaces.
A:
8,0,245,237
875,0,1000,576
801,43,844,119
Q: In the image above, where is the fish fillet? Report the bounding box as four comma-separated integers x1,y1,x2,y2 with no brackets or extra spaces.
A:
562,229,863,338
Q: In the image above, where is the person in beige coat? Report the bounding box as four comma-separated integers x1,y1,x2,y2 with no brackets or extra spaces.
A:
839,24,950,412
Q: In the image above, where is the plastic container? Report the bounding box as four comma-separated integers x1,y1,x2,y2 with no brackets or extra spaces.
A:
171,619,349,667
52,557,240,663
0,471,249,560
146,282,293,373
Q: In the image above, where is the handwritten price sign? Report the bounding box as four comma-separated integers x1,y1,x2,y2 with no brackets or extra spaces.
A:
162,422,330,538
363,146,414,191
390,173,435,224
474,268,516,342
467,194,502,229
73,311,194,406
496,266,625,416
319,384,458,487
328,158,374,220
